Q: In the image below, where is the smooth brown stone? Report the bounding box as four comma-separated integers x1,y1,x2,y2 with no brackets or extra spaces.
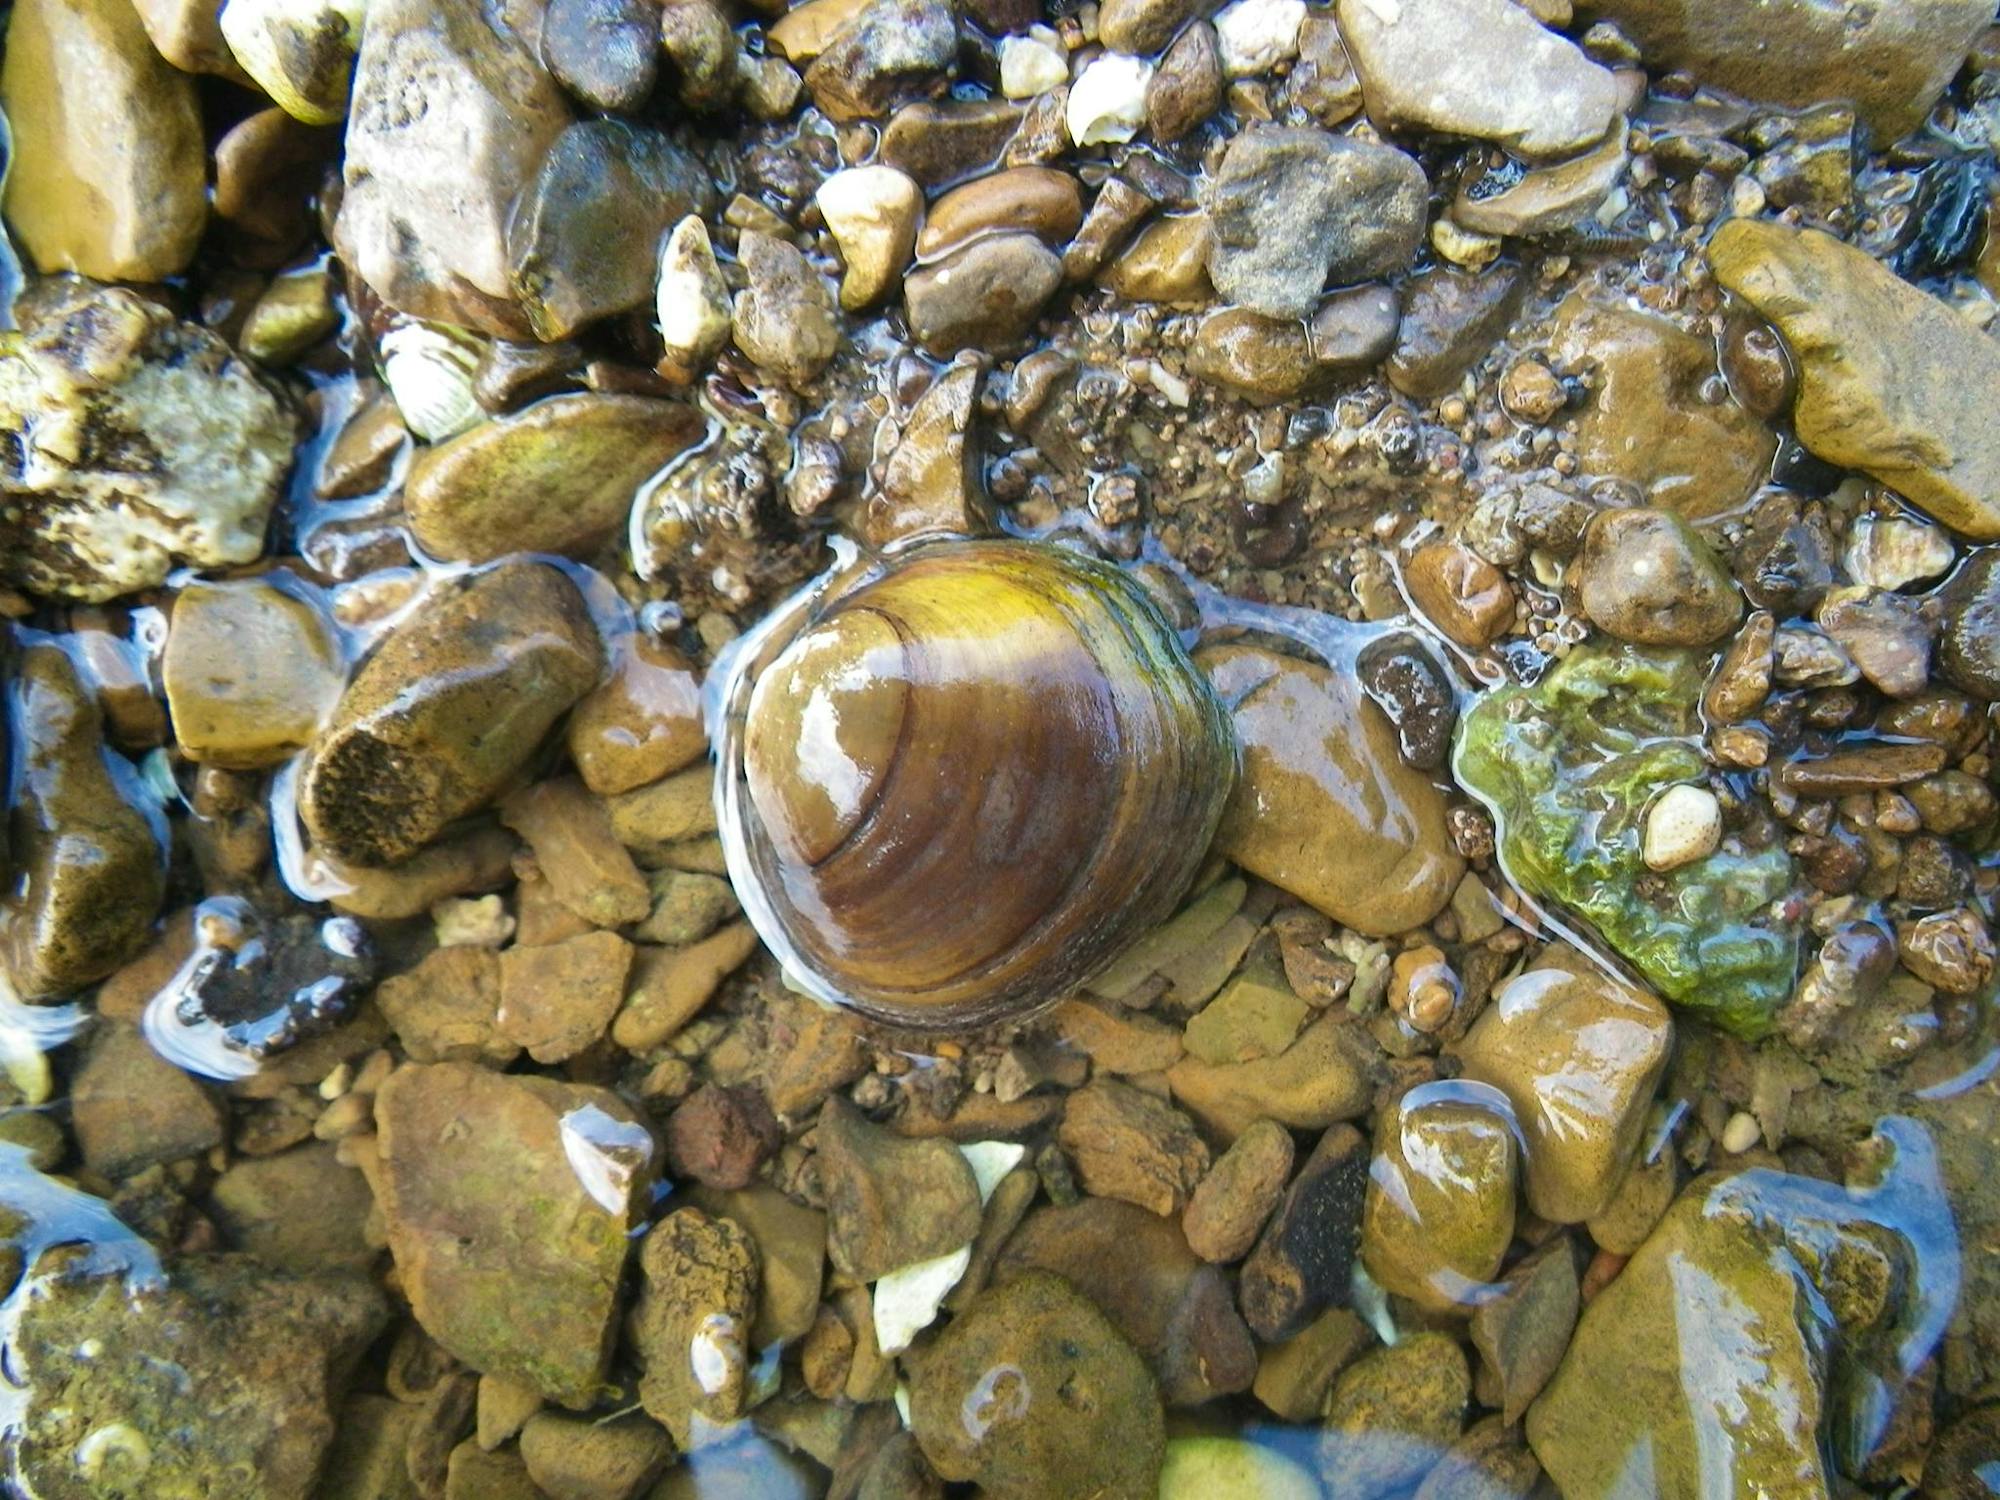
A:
916,168,1084,258
1773,740,1950,798
566,636,708,796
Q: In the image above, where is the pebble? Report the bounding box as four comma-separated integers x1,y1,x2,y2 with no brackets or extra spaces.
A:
336,0,570,337
163,579,345,769
665,1084,781,1191
1098,0,1201,55
1362,1085,1518,1315
1167,1012,1379,1141
1642,783,1723,872
656,216,733,382
904,232,1064,354
1310,283,1403,371
1057,1078,1210,1216
1710,219,2000,541
0,286,295,602
817,165,923,310
1187,309,1316,402
501,778,651,928
632,1209,759,1445
1498,357,1566,424
686,1184,827,1347
803,0,958,121
1237,1122,1367,1341
1146,23,1224,142
1161,1439,1319,1500
220,0,362,125
1467,1238,1578,1424
300,564,601,866
1844,514,1953,592
1067,54,1153,145
541,0,659,111
1335,0,1619,160
918,166,1083,257
1385,261,1527,400
609,923,759,1051
1102,214,1214,303
1405,540,1515,648
1817,587,1933,698
132,0,245,75
518,1412,671,1500
1319,1333,1471,1500
1252,1306,1375,1422
376,947,517,1066
816,1096,982,1280
1455,118,1630,237
0,0,207,281
1937,547,2000,700
73,1023,226,1178
1575,507,1742,646
1213,0,1306,77
1182,1118,1295,1263
497,931,635,1063
1000,29,1068,98
1356,636,1456,770
1203,126,1427,320
658,0,743,112
566,636,707,797
880,98,1025,187
733,231,842,384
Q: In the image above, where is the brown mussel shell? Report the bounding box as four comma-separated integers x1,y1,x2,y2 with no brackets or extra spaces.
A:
714,538,1239,1030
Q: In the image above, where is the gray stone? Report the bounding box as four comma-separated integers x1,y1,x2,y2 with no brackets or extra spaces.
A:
804,0,957,121
905,232,1064,355
541,0,659,110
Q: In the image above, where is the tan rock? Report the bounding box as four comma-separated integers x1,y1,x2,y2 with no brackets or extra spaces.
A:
1454,117,1629,236
816,1095,981,1280
497,930,635,1063
376,946,519,1066
566,636,708,797
1709,218,2000,541
918,167,1084,257
631,1209,760,1445
500,778,650,928
164,579,344,769
607,764,718,855
320,827,518,922
1197,644,1464,936
610,923,760,1051
133,0,251,76
1046,997,1185,1075
1452,960,1672,1223
817,164,924,311
1361,1082,1519,1314
1058,1078,1210,1216
1183,1117,1295,1264
1102,214,1214,303
686,1183,827,1347
0,0,206,281
1253,1306,1375,1422
1166,1012,1379,1142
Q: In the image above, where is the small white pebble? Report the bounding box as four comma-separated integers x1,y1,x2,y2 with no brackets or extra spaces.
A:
1730,174,1767,219
1431,217,1502,269
432,893,515,949
1067,53,1152,145
1214,0,1306,77
1721,1111,1761,1155
999,29,1069,98
317,1061,353,1102
1643,783,1722,872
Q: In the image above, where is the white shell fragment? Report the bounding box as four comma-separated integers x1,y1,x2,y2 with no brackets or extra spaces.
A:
1000,27,1069,99
378,322,484,444
220,0,369,126
1214,0,1306,77
871,1139,1028,1355
1642,784,1722,872
1067,54,1153,146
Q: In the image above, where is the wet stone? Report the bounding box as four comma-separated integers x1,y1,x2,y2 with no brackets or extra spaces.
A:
72,1023,227,1179
519,1411,672,1500
1057,1077,1210,1216
1146,23,1224,143
566,636,708,797
635,869,740,946
1203,127,1428,320
1817,588,1932,699
632,1207,761,1446
1356,636,1456,770
666,1082,782,1190
1311,284,1403,372
1467,1237,1579,1424
374,1062,654,1408
1386,262,1528,401
1,645,165,1000
0,285,295,603
816,1095,982,1279
164,579,344,769
1239,1123,1368,1341
1103,214,1215,303
1405,540,1514,648
7,1250,387,1500
1361,1083,1519,1314
407,394,705,565
733,230,842,384
910,1271,1165,1499
817,166,924,311
507,120,712,341
1936,547,2000,700
904,232,1065,356
1455,118,1630,237
299,563,602,867
688,1183,828,1346
1253,1305,1376,1422
1318,1332,1471,1500
804,0,958,121
0,0,207,281
1183,1116,1295,1263
1188,309,1317,402
336,0,572,337
501,778,650,928
919,167,1083,258
879,99,1025,188
1167,1011,1380,1141
1576,507,1742,646
541,0,659,111
209,1141,378,1276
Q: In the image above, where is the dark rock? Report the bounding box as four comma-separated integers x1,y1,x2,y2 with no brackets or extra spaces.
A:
1937,548,2000,700
1467,1238,1579,1425
1239,1123,1367,1341
805,0,958,121
72,1023,226,1179
1204,127,1428,320
541,0,659,111
1188,308,1316,402
1099,0,1202,54
1309,284,1401,372
905,232,1064,355
879,99,1024,188
1386,263,1527,400
1357,636,1456,770
816,1095,982,1280
666,1083,783,1189
1145,22,1223,143
659,0,744,111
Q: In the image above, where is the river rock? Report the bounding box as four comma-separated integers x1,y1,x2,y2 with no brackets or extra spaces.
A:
919,167,1084,257
0,0,207,281
541,0,659,110
209,1141,379,1276
1239,1124,1368,1341
300,564,601,866
1167,1011,1380,1140
1455,118,1630,237
687,1183,828,1347
905,232,1065,355
1362,1083,1518,1315
1188,309,1316,402
996,1198,1258,1406
567,637,708,796
1452,960,1672,1223
375,1062,655,1407
337,0,572,337
1575,508,1743,646
1183,1117,1294,1263
1161,1438,1320,1500
519,1412,671,1500
1103,214,1214,303
0,285,295,602
1577,0,1989,139
1057,1078,1209,1216
7,1250,386,1500
1100,0,1201,54
72,1022,225,1177
497,930,635,1063
733,231,842,384
1548,293,1777,521
1146,22,1223,141
631,1208,761,1445
1385,262,1527,400
804,0,957,120
507,120,712,341
910,1271,1164,1499
1203,128,1427,320
407,394,701,564
375,947,516,1065
1468,1237,1578,1425
1337,0,1619,160
500,778,650,927
1197,644,1464,936
133,0,247,75
817,165,924,310
879,98,1025,187
164,579,345,769
1,645,165,1000
1937,548,2000,699
1319,1333,1471,1500
816,1096,982,1280
1714,220,2000,540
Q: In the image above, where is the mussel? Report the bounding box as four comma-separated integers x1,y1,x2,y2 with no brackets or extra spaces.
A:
713,538,1238,1030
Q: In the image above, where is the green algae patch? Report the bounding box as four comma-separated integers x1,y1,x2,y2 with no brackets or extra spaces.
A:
1453,642,1799,1038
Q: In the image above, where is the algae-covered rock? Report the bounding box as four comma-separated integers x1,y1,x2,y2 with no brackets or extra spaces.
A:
1527,1117,1957,1498
7,1249,386,1500
1453,642,1799,1037
1361,1081,1518,1313
0,285,295,602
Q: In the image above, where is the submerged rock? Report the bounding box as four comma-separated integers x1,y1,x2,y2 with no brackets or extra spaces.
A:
1318,1332,1471,1500
374,1062,655,1408
1527,1118,1957,1498
1,645,165,1001
1709,220,2000,542
816,1096,981,1280
1452,959,1671,1224
1453,642,1799,1038
804,0,957,121
1361,1082,1519,1313
8,1249,386,1500
1578,0,1989,139
1198,644,1463,937
0,285,295,602
1937,548,2000,700
632,1208,761,1446
910,1271,1165,1499
336,0,572,336
1574,508,1742,646
299,563,601,866
0,0,207,281
163,578,346,769
1337,0,1618,160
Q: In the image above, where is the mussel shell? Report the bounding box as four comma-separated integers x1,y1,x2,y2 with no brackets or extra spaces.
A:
714,539,1238,1029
